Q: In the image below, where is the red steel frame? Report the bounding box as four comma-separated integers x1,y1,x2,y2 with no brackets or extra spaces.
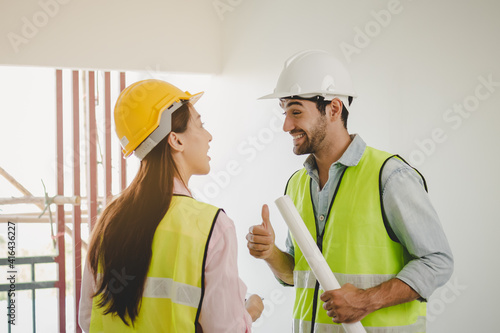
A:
104,72,113,205
72,70,82,333
53,69,127,332
55,69,66,332
119,72,127,191
87,71,98,231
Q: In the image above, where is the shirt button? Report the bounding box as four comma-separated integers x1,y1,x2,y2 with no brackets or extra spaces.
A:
319,215,325,221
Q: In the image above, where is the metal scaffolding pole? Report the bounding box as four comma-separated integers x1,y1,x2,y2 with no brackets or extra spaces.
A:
72,70,83,333
55,68,66,333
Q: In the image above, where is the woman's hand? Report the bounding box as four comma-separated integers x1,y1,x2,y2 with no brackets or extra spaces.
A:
245,294,264,322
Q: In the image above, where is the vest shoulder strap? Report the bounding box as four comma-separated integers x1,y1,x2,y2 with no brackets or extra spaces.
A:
284,169,304,195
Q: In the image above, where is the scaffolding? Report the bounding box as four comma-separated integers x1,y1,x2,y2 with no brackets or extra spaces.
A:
0,70,127,332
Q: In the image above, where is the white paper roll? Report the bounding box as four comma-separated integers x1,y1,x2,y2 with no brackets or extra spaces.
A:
275,195,366,333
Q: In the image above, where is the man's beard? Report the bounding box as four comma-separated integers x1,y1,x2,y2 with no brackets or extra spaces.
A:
293,116,327,155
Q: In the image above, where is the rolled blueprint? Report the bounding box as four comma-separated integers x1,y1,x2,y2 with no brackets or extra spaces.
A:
275,195,366,333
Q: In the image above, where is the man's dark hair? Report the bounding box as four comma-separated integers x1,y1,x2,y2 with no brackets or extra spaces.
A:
284,95,352,129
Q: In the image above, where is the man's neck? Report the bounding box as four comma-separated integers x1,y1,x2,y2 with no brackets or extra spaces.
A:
314,132,352,189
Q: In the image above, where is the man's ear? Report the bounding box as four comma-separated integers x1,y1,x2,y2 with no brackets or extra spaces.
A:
328,98,343,121
168,132,184,153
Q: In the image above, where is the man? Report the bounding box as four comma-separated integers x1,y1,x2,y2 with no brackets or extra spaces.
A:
246,50,453,332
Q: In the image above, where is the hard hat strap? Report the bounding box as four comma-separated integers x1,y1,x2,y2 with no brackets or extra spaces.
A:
134,100,186,160
280,95,351,111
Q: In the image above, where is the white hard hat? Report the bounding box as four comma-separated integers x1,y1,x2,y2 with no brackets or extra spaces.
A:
259,50,357,109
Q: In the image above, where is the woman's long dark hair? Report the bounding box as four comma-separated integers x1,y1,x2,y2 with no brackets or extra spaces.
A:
88,103,191,326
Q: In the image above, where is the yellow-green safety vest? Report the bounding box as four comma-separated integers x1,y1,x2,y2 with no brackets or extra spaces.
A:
286,146,427,333
89,195,220,332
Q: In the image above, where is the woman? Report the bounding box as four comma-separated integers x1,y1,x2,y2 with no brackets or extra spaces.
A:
79,79,263,332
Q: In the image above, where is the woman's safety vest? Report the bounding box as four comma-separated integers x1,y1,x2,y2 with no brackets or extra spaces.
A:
285,147,427,333
89,195,220,332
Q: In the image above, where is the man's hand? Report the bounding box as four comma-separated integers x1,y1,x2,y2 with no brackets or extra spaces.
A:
320,278,421,323
246,204,295,285
246,205,275,260
320,283,370,324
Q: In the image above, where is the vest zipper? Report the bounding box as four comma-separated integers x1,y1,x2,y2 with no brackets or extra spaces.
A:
309,178,324,333
308,169,346,332
310,281,321,333
310,235,324,333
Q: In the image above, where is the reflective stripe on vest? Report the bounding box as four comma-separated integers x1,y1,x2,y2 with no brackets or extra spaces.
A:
94,274,203,308
293,316,426,333
89,195,220,333
143,277,201,308
286,146,427,332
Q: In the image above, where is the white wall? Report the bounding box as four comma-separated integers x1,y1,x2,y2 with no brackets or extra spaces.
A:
0,0,222,72
206,1,500,332
1,0,499,332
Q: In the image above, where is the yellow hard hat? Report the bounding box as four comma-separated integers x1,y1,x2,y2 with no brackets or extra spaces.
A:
114,79,203,159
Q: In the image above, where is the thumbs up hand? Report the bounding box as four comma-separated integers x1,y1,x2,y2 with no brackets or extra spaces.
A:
246,204,276,260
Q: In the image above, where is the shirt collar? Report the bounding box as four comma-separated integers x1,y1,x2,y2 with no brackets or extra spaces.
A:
173,177,192,197
303,134,366,174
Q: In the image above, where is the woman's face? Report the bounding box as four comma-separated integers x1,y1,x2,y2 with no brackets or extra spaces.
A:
179,106,213,177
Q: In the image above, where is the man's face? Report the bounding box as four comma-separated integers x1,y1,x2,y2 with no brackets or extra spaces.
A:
280,99,327,155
